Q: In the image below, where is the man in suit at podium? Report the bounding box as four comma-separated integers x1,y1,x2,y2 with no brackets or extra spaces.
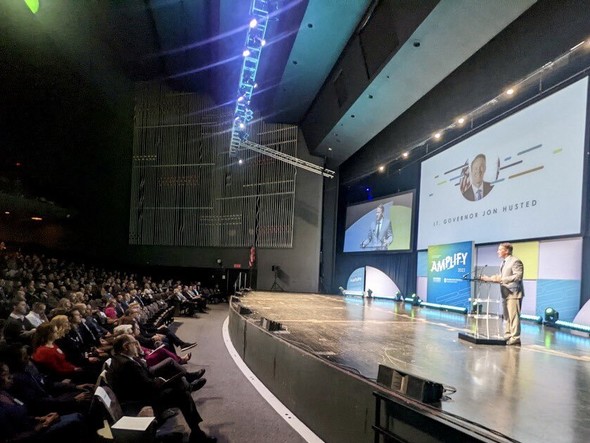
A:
481,242,524,345
360,204,393,250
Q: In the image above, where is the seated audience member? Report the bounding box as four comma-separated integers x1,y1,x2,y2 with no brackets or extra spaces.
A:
103,298,119,321
113,324,198,371
2,298,36,345
0,343,93,416
25,302,49,328
107,334,216,443
73,303,110,345
31,323,92,383
112,325,205,387
48,297,73,318
53,312,104,377
126,308,197,353
0,360,88,442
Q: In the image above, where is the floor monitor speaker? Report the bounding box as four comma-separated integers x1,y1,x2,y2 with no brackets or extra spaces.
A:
377,364,444,404
260,317,282,331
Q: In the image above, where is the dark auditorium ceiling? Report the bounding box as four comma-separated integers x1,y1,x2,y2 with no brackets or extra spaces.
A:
0,0,537,210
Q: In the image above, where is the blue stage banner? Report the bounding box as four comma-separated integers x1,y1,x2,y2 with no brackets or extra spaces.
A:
427,241,473,306
346,267,366,295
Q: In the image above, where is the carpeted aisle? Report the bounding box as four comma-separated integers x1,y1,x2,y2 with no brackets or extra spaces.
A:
174,304,308,443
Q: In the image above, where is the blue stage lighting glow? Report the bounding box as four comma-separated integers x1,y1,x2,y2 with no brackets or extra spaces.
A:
554,320,590,334
420,302,468,315
521,314,543,324
229,0,270,157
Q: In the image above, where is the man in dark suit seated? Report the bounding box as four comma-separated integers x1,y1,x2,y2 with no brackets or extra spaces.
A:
106,334,216,443
2,298,36,346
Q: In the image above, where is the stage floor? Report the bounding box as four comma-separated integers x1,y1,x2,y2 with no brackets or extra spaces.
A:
239,291,590,443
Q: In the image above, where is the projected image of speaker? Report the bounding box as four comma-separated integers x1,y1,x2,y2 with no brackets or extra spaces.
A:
260,317,282,331
377,364,444,404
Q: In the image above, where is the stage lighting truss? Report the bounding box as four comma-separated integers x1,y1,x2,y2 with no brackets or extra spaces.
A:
240,140,335,178
229,1,335,179
230,1,270,158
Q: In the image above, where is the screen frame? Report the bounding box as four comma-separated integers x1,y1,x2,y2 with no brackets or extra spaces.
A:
415,74,590,251
342,189,416,254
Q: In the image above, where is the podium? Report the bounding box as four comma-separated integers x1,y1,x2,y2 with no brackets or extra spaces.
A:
458,277,505,345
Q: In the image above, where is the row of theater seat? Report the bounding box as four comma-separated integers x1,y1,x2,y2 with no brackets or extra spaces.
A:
92,358,189,442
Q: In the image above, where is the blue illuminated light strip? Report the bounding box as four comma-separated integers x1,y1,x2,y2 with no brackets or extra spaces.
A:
521,314,543,324
230,0,270,156
553,320,590,334
420,301,468,315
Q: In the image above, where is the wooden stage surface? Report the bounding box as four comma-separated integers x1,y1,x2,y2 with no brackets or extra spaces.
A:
239,291,590,443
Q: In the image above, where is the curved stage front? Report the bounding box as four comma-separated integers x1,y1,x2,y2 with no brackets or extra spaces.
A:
227,291,590,442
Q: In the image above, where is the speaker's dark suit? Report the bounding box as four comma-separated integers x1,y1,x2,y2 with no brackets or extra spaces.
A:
462,182,493,201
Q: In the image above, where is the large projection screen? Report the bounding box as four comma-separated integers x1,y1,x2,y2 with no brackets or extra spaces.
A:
343,191,414,253
418,77,588,250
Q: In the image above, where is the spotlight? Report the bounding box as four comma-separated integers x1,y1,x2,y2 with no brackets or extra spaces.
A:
506,88,514,96
260,39,266,47
238,159,244,165
457,117,465,125
402,152,409,158
249,18,257,28
404,293,422,307
544,307,559,325
243,49,251,57
434,132,442,140
378,165,385,172
239,122,246,129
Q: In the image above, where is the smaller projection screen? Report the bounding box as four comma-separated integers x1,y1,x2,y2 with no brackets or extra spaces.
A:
343,190,414,253
417,77,588,250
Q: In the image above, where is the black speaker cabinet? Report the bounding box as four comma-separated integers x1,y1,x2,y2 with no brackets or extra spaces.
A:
260,317,282,331
238,305,252,316
377,365,444,404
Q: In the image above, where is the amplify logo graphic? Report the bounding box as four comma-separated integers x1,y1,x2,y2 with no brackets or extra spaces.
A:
430,252,468,272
